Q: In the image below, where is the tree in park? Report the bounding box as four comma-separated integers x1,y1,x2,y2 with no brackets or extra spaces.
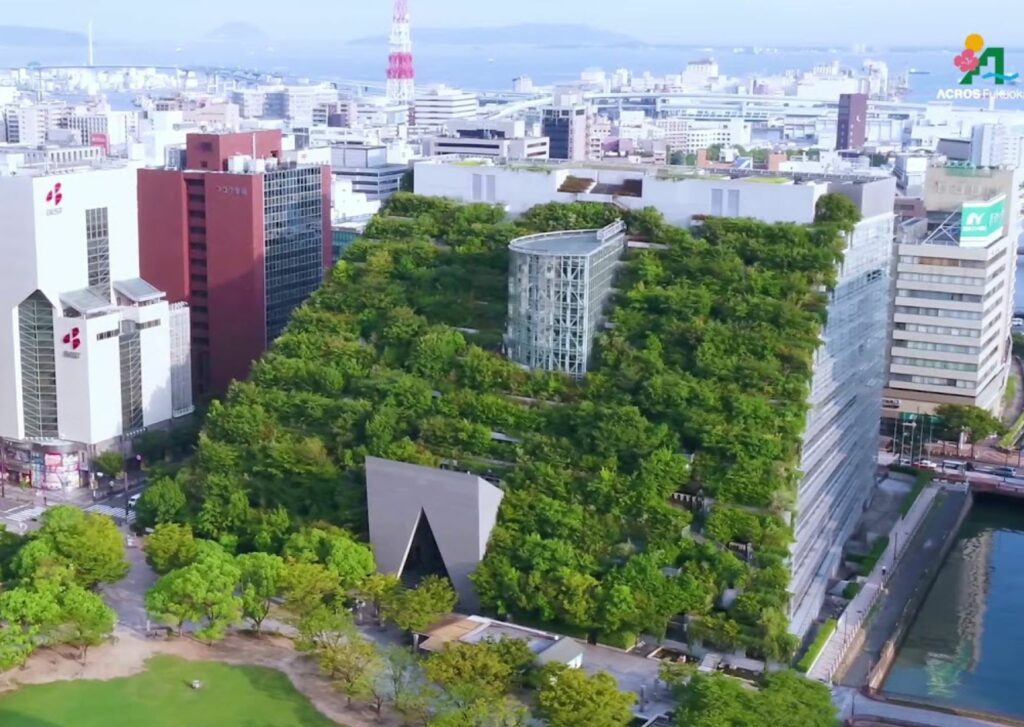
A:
295,604,356,654
27,506,128,588
381,575,457,633
423,640,518,705
282,561,342,619
54,584,116,663
145,545,241,640
934,404,1005,443
134,476,187,529
535,665,636,727
368,645,422,716
756,670,836,726
0,580,63,668
143,523,199,574
672,672,753,726
356,572,401,625
282,526,375,590
236,552,287,633
672,670,836,727
430,696,530,727
318,635,381,706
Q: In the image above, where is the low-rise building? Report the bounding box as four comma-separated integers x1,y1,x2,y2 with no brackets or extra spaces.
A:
331,144,409,201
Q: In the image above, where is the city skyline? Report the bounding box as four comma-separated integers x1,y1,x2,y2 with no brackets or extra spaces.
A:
1,0,1022,47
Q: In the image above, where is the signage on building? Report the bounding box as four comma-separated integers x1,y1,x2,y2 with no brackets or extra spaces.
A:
61,326,82,358
959,196,1006,246
44,182,63,216
89,132,109,155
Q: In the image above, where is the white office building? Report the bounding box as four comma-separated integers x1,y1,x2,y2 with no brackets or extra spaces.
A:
883,164,1023,419
970,123,1024,169
0,163,191,489
414,86,479,128
415,157,895,638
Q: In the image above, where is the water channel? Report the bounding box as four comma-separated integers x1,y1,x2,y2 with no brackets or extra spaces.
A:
882,498,1024,720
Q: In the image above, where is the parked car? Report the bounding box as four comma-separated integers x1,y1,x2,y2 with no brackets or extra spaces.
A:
992,466,1017,478
916,459,938,470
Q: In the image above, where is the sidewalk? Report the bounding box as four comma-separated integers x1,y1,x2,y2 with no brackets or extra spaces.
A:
807,484,939,683
837,488,969,687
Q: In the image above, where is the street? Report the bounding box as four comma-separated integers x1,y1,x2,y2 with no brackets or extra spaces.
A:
0,478,147,533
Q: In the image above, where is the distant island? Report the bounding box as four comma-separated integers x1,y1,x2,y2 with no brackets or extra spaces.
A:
349,23,637,47
204,22,269,44
0,26,86,47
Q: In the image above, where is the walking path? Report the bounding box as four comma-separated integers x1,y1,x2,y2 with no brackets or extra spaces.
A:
1001,357,1024,428
837,488,970,687
807,484,939,682
834,686,1006,727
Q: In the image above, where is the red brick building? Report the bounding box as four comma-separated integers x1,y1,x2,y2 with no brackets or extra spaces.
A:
138,130,331,395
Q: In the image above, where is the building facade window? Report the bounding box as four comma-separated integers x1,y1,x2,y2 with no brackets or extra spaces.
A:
263,166,325,342
18,291,58,438
85,207,110,289
119,322,143,432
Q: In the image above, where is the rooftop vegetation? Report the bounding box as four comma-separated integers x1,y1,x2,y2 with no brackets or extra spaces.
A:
153,192,852,662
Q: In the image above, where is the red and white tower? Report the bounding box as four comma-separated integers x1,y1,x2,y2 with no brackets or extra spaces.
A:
386,0,415,105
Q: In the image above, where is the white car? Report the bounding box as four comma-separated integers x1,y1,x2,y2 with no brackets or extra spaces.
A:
1013,317,1024,327
127,493,142,509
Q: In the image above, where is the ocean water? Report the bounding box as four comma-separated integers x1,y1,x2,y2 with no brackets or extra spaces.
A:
3,40,1019,106
883,500,1024,720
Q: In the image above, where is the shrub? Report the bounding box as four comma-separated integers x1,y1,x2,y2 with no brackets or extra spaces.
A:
796,618,836,672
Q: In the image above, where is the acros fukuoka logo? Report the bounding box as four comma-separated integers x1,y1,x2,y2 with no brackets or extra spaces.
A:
45,182,63,206
955,33,1019,85
62,327,81,351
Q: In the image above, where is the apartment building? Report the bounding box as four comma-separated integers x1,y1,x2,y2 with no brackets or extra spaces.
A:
414,86,479,127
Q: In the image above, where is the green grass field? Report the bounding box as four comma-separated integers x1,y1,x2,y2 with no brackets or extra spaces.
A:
0,655,340,727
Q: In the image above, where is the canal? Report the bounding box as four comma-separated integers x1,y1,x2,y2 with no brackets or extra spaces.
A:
882,498,1024,720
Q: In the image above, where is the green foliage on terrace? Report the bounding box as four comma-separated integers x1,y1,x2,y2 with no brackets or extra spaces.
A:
167,193,846,661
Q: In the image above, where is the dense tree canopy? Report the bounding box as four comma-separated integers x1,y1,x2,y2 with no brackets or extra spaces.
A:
150,194,846,658
672,671,836,727
934,404,1005,442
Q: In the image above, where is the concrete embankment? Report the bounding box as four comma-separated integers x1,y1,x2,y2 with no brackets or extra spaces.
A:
838,487,972,687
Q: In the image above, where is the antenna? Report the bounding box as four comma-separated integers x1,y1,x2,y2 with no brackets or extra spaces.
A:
87,21,94,67
386,0,414,105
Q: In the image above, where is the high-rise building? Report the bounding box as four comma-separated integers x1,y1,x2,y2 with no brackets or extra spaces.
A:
137,130,331,395
542,92,588,161
883,163,1023,419
0,163,190,489
836,93,868,150
506,222,626,378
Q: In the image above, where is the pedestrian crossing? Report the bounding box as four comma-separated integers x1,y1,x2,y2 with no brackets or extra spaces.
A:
84,503,136,524
3,505,47,523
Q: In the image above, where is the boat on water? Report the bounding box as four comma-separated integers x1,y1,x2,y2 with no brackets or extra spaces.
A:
908,68,930,75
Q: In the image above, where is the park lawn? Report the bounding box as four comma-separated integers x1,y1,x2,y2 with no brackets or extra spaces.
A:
0,655,340,727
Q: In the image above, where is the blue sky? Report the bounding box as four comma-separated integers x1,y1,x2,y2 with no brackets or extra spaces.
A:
0,0,1020,46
